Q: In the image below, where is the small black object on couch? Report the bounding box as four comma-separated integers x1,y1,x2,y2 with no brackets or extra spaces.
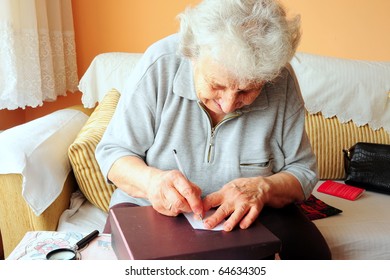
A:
343,142,390,194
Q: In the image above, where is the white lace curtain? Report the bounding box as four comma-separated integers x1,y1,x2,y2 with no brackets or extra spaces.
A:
0,0,78,110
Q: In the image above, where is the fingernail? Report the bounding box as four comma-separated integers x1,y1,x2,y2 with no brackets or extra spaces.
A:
240,224,248,230
224,223,232,232
194,207,203,214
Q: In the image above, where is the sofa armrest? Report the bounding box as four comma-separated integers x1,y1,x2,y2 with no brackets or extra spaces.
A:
0,172,77,257
0,105,94,258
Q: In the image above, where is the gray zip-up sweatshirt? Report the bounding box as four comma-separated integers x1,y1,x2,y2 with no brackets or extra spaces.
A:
95,34,318,207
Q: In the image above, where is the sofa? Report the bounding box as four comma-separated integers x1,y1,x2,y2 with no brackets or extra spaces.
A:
1,52,389,260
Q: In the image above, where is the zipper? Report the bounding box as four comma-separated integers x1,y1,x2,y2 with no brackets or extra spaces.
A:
198,102,241,163
208,127,215,162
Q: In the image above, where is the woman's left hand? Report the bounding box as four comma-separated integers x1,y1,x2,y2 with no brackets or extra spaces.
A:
202,176,271,231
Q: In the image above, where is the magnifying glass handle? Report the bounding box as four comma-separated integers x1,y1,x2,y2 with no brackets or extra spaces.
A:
75,230,99,250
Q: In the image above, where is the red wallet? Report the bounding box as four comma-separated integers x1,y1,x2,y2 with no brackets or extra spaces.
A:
317,180,365,201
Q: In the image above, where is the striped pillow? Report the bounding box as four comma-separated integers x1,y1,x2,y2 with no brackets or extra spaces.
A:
305,111,390,180
68,89,120,212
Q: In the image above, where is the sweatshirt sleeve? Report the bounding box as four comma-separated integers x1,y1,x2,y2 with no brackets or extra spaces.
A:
279,69,318,199
95,53,159,182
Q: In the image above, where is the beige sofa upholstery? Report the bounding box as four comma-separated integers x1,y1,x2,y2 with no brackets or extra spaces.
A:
0,53,389,259
0,173,76,256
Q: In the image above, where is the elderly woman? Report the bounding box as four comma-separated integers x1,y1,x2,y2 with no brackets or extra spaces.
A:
96,0,331,259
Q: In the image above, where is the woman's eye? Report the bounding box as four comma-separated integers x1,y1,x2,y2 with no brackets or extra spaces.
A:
211,85,224,91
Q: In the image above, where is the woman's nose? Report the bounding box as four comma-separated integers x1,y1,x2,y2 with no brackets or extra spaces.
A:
220,91,240,113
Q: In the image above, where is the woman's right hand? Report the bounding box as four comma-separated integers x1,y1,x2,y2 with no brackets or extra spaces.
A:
147,169,204,217
108,156,203,217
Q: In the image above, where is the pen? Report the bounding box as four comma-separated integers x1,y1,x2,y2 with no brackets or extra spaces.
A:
172,149,203,222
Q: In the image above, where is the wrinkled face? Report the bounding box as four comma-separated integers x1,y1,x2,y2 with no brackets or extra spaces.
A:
193,56,263,117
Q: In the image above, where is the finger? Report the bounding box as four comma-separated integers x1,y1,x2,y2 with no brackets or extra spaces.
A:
223,204,250,232
174,174,203,215
239,206,262,230
203,204,232,230
202,192,223,211
162,184,191,215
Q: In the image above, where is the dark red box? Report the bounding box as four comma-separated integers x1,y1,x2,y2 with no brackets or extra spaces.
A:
109,206,281,260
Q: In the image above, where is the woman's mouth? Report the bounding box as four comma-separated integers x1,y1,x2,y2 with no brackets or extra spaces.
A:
214,100,222,111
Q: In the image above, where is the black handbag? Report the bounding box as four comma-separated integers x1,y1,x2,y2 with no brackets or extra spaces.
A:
343,142,390,194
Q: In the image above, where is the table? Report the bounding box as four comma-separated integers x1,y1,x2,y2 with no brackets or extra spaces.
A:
7,231,117,260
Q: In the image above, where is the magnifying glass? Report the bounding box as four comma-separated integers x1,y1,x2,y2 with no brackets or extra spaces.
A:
46,230,99,260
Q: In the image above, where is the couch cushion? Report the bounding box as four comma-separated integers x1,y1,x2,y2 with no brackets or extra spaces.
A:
68,89,120,212
305,111,390,180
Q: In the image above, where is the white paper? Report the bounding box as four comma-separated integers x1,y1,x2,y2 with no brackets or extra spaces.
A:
184,210,225,231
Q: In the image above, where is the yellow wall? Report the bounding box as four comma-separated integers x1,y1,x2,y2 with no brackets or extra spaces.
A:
71,0,201,76
283,0,390,61
1,0,389,130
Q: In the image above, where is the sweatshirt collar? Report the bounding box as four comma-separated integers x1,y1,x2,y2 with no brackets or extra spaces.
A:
173,58,198,100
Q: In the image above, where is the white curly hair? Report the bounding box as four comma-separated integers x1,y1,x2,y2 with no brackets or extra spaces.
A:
177,0,301,83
